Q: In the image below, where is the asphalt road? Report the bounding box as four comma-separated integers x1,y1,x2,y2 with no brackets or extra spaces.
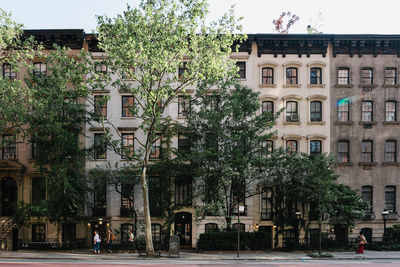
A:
1,260,400,267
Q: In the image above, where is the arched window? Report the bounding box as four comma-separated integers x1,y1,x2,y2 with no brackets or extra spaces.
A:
232,223,245,232
310,140,322,154
286,140,297,153
151,223,162,245
286,67,298,85
310,101,322,122
205,223,218,233
310,67,322,84
262,67,274,85
286,101,298,122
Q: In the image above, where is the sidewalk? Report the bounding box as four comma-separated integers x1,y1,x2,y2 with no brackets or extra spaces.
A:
0,250,399,261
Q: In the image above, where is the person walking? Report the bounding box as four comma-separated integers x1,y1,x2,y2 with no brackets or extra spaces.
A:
106,228,114,253
356,231,367,254
128,229,137,253
93,231,101,254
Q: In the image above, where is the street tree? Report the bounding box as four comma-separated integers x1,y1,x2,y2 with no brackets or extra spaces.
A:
186,79,278,229
95,0,244,256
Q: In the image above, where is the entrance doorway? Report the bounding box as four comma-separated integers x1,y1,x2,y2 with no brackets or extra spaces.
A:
1,177,17,216
334,224,347,246
174,212,192,249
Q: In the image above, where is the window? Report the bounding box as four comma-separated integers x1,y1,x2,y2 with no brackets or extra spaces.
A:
95,62,108,74
361,186,373,212
32,224,45,242
62,224,76,243
338,141,349,163
385,101,397,122
149,176,162,216
178,134,190,155
337,101,350,122
261,187,273,220
286,101,298,122
33,62,46,78
385,186,396,213
236,62,246,79
178,62,187,79
1,135,16,159
310,67,322,85
361,140,373,163
361,101,373,121
384,140,397,163
121,224,135,243
121,133,134,159
232,223,245,232
93,178,106,216
286,67,298,85
310,101,322,122
385,67,397,85
94,133,107,159
310,140,322,154
30,143,36,160
175,176,192,206
151,223,161,245
178,96,191,117
205,223,218,233
32,177,46,203
121,180,134,217
264,140,274,152
337,67,349,85
2,63,16,80
262,101,274,114
149,134,161,160
122,96,134,117
94,95,107,117
361,68,373,85
286,140,297,153
121,67,135,80
262,67,274,85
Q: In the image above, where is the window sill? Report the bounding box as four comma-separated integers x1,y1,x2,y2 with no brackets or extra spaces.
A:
120,117,136,120
335,84,354,88
359,84,377,88
358,162,377,166
259,84,277,88
383,84,400,88
337,162,353,166
359,121,377,125
383,162,400,166
236,78,247,81
91,90,110,94
307,84,326,88
335,121,354,125
283,84,301,88
383,121,400,125
283,121,301,126
308,121,326,126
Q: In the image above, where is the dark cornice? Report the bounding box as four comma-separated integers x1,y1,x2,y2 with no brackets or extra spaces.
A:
23,29,85,49
332,34,400,58
85,33,103,52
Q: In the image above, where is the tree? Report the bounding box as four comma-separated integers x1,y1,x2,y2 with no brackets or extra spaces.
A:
186,79,278,228
303,153,366,255
95,0,244,256
12,46,94,247
0,8,36,140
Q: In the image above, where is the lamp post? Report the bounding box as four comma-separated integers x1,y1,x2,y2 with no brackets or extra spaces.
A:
295,210,301,246
382,209,389,236
237,205,244,258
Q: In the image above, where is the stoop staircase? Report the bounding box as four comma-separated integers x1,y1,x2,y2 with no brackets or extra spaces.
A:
0,217,15,242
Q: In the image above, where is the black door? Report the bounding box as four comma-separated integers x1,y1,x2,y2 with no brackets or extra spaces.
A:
174,212,192,249
1,177,17,216
334,224,347,245
12,228,18,251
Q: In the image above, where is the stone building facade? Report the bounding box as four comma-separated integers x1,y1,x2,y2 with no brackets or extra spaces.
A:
1,31,400,250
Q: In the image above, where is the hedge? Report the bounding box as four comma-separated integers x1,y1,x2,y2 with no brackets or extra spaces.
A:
197,231,272,251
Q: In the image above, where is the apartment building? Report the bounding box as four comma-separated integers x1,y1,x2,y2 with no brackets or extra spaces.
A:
1,31,399,250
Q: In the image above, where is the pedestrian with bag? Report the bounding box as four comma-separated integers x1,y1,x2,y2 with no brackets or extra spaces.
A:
356,231,367,254
128,229,137,253
107,228,114,253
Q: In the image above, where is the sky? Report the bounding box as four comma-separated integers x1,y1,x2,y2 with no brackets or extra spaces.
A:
2,0,400,34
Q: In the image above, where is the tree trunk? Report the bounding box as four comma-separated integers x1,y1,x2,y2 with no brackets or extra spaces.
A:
57,222,62,248
141,164,155,257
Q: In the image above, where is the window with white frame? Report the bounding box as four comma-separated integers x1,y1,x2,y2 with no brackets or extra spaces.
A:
310,67,322,85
